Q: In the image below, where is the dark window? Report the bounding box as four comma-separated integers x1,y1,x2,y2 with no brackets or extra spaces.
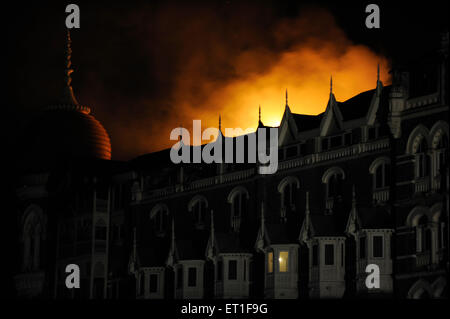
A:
176,267,183,288
360,237,366,258
322,138,329,151
286,145,298,158
344,133,352,145
375,165,383,188
312,245,319,266
243,260,247,281
217,261,223,281
325,244,334,265
188,267,197,287
424,229,432,251
341,243,344,267
228,260,237,280
330,135,342,148
373,236,383,257
368,127,377,140
149,274,158,293
140,274,145,295
95,225,107,240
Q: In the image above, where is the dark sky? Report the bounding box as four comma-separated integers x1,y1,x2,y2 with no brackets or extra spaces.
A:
5,0,449,160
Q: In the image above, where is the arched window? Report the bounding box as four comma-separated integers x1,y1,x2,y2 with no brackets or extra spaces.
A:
430,122,449,187
188,195,208,229
277,176,300,221
369,157,391,189
322,167,345,211
227,186,249,232
150,204,169,236
416,139,431,178
22,206,44,272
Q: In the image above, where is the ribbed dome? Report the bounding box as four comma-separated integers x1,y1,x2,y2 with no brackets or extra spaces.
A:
34,106,111,159
18,31,112,172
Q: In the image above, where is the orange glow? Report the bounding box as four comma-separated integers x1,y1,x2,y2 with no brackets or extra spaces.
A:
168,11,391,144
98,8,392,158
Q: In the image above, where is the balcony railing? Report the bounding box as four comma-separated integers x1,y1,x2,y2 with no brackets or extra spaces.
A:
373,188,389,203
414,177,430,193
416,251,431,268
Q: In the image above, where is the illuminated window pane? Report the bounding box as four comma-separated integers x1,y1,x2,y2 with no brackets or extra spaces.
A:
268,252,273,273
279,251,288,272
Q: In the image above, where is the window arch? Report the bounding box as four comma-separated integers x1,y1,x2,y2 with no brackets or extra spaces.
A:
277,176,300,221
406,124,430,155
430,121,449,181
227,186,249,232
150,203,169,236
188,195,208,228
369,157,391,189
22,205,44,272
322,167,345,199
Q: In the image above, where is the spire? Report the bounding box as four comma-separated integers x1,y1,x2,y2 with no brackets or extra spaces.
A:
305,191,310,215
166,217,177,267
285,89,288,106
171,216,175,249
62,30,79,106
261,202,265,237
133,227,137,258
219,114,222,132
377,63,380,83
330,75,333,95
352,184,356,208
345,184,360,237
258,105,261,122
210,209,215,244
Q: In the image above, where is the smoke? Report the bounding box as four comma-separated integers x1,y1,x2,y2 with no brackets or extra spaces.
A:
79,4,391,159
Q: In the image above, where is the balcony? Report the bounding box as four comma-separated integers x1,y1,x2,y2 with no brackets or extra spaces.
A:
373,187,389,203
416,251,431,268
414,177,430,193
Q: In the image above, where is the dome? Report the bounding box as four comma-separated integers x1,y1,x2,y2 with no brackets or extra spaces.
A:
17,31,111,172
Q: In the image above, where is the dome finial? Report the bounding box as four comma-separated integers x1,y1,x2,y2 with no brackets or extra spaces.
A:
62,29,79,106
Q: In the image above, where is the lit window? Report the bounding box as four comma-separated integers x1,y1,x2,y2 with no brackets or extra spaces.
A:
279,251,288,272
268,252,273,273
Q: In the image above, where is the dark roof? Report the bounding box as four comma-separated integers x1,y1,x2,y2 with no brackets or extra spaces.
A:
216,233,249,253
292,113,323,132
359,206,393,229
311,214,346,237
266,224,291,244
337,89,375,121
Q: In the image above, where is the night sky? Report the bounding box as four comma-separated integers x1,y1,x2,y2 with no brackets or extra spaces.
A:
1,0,449,298
5,0,449,161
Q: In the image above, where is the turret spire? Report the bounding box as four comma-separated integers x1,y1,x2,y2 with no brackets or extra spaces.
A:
330,75,333,95
377,63,380,83
285,89,288,106
259,105,261,122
